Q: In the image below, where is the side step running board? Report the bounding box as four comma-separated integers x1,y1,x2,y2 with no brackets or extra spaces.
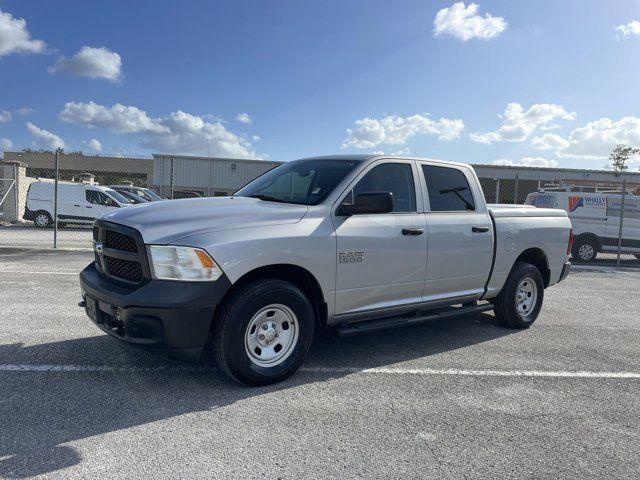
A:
337,302,494,338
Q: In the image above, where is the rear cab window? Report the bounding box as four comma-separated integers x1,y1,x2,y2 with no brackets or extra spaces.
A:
422,165,475,212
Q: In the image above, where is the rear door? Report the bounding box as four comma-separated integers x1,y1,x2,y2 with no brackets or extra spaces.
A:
333,159,427,318
57,185,85,221
419,163,493,303
606,194,640,251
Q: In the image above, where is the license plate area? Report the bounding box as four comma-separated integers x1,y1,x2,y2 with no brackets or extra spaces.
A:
85,295,100,323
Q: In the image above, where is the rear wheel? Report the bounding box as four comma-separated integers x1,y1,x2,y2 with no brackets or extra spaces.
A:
213,279,315,386
571,237,598,263
494,262,544,329
33,211,52,228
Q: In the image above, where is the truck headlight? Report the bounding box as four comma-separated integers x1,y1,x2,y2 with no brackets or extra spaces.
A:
149,246,223,281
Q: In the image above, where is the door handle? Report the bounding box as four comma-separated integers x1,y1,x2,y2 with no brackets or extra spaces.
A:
472,226,490,233
402,228,424,236
86,206,93,208
73,204,80,207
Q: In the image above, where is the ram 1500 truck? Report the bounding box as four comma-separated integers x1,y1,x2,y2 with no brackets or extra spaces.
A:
80,155,572,385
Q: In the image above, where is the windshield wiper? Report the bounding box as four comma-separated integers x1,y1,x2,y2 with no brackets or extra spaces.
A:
439,186,475,211
247,194,289,203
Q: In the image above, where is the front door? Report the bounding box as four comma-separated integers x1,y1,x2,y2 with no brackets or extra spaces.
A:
85,190,119,221
333,160,427,318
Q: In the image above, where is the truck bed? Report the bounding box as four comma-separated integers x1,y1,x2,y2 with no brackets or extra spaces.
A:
483,204,570,300
488,204,568,218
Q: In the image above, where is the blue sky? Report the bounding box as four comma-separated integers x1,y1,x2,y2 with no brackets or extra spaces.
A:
1,0,639,169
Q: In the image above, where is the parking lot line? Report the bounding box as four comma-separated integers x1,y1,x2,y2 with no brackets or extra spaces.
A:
1,363,639,378
0,270,78,275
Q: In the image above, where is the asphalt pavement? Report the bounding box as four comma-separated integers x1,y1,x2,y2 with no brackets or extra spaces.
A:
0,249,639,479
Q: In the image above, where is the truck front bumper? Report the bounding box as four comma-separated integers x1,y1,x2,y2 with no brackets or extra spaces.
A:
79,263,232,362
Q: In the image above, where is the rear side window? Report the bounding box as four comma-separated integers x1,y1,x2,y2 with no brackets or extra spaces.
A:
352,163,416,213
422,165,475,212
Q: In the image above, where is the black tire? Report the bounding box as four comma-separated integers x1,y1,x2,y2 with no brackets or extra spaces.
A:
33,211,52,228
571,237,598,263
494,262,544,329
212,279,315,386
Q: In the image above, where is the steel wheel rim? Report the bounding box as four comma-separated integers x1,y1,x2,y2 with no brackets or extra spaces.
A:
578,244,594,260
515,276,538,319
35,214,49,227
244,304,299,367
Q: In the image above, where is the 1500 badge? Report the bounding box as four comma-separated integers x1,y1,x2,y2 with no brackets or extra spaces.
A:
339,251,365,263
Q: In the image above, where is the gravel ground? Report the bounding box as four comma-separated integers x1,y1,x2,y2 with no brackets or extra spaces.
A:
0,249,639,479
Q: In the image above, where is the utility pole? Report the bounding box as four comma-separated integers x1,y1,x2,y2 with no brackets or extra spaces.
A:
53,148,60,248
616,178,627,268
170,156,175,199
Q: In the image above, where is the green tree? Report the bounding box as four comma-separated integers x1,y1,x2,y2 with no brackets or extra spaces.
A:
609,144,639,171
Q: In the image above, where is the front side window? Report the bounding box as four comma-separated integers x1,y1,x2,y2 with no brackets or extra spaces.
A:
422,165,475,212
236,159,361,205
104,189,129,204
86,190,118,207
349,162,416,213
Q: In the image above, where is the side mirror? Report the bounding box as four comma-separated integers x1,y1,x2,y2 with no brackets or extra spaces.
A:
340,191,393,215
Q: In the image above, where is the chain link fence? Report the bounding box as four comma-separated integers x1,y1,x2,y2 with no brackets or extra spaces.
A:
1,151,639,265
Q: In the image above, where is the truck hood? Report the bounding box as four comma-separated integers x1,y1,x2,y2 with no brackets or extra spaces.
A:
100,196,309,244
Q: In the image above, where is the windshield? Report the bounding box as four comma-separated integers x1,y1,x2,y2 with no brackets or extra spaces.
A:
141,188,163,200
235,159,361,205
105,188,132,205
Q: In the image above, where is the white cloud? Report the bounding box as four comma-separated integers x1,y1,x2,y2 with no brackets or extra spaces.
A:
1,138,12,150
531,133,569,150
433,2,506,41
615,20,640,40
391,147,411,156
148,110,256,158
0,9,46,57
26,122,65,150
86,138,102,151
342,114,464,149
470,103,576,144
60,101,167,134
0,110,11,122
557,117,640,159
235,112,252,124
493,157,559,168
252,135,260,142
48,46,122,81
59,101,257,158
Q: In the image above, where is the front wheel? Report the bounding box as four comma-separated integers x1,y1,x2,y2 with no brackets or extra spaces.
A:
494,262,544,329
212,279,315,386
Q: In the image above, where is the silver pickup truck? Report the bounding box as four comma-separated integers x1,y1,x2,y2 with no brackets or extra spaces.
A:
80,155,572,385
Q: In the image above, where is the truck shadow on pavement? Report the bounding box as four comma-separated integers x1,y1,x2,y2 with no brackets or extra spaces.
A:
0,311,515,478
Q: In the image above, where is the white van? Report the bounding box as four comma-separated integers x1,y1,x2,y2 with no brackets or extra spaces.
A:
25,180,132,228
525,190,640,262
